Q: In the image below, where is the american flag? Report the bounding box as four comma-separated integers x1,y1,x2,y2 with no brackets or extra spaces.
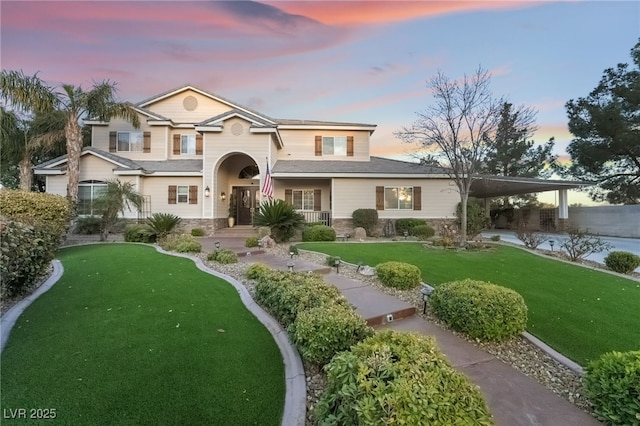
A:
261,161,274,199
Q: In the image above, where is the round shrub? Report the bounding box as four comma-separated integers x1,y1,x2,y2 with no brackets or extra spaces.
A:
245,237,259,247
290,304,373,366
207,248,238,264
375,261,421,290
490,235,501,242
246,263,272,280
413,224,435,240
429,279,527,342
352,208,378,237
190,228,205,237
302,224,336,242
124,224,155,243
395,218,426,236
584,350,640,425
604,251,640,274
315,330,493,425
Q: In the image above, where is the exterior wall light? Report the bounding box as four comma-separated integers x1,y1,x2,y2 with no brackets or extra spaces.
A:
205,186,210,198
220,191,226,201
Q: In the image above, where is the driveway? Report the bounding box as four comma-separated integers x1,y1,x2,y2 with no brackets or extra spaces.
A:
482,230,640,273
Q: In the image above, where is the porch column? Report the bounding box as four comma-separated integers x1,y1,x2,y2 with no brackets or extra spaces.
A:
558,189,569,219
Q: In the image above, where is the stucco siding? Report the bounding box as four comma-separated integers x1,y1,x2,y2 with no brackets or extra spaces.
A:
272,179,332,211
277,129,370,161
46,176,68,196
79,155,118,181
146,90,234,123
332,178,459,219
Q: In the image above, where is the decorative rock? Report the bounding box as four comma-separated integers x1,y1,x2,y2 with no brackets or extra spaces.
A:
359,266,375,276
353,227,367,240
259,235,276,248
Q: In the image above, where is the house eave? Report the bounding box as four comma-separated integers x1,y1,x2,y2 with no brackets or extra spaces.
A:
34,169,65,175
194,126,223,132
273,173,452,179
277,125,377,133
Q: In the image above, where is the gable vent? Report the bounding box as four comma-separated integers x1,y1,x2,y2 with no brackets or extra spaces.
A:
183,95,198,111
231,122,244,136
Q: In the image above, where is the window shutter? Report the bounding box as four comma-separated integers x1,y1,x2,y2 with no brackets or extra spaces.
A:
143,132,151,153
347,136,354,157
285,189,292,205
109,132,117,152
376,186,384,210
313,189,321,211
173,134,181,155
315,136,322,156
189,185,198,204
413,186,421,210
168,185,177,204
195,134,203,155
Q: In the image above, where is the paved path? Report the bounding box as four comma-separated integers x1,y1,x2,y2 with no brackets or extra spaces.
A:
220,238,601,426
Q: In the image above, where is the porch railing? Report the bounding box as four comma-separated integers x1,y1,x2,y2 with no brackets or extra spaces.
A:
299,211,331,226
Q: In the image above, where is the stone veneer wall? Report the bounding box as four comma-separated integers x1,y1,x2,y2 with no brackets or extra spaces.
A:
332,218,455,238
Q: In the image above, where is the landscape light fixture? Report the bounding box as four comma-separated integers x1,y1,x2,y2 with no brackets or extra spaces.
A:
334,257,341,273
287,262,295,272
404,231,409,239
356,261,364,273
220,191,226,201
215,241,221,249
289,251,295,259
421,283,434,314
205,186,211,198
549,240,555,251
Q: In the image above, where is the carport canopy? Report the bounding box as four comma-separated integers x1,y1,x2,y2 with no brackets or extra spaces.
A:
469,175,593,198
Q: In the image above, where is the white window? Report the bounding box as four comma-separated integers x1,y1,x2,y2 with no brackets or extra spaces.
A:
322,136,347,156
78,180,107,215
181,135,196,154
117,132,143,152
292,189,314,211
177,186,189,203
384,187,413,210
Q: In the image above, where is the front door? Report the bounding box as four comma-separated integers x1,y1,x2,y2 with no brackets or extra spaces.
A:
236,186,258,225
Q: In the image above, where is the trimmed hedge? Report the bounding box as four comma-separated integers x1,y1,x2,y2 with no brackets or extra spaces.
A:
584,350,640,425
429,279,527,342
190,228,205,237
352,208,378,237
315,330,494,425
207,248,238,264
375,261,421,290
0,190,71,234
302,224,336,242
394,218,426,236
605,251,640,275
413,224,435,240
290,304,373,366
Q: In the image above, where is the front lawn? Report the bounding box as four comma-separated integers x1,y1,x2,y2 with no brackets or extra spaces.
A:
297,242,640,365
1,244,284,425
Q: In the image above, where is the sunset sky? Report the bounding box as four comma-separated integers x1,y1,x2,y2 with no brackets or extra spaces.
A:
1,1,638,202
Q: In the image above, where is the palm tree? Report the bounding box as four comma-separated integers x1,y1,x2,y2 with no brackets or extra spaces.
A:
92,179,144,241
1,70,139,202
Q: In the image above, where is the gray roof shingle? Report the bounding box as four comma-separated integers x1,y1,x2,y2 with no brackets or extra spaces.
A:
272,156,448,175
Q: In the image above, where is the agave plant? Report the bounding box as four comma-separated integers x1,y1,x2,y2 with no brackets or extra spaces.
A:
147,212,182,239
253,199,305,242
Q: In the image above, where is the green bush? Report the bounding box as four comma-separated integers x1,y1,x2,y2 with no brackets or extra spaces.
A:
413,224,435,240
0,190,71,235
1,218,60,297
190,228,205,237
605,251,640,274
455,199,490,238
315,330,493,425
245,237,259,248
158,234,200,253
288,245,299,255
207,248,238,264
253,269,347,328
584,350,640,425
147,213,182,239
290,304,373,366
395,218,426,236
429,279,527,342
490,235,501,242
246,263,271,280
124,224,156,243
352,208,378,237
72,216,101,234
326,255,341,267
302,224,336,242
253,199,305,242
375,261,421,290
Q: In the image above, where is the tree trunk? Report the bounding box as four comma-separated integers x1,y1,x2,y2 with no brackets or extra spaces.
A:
18,156,32,191
460,192,469,247
65,117,83,203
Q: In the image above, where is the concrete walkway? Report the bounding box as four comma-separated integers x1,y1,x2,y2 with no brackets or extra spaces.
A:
215,238,601,426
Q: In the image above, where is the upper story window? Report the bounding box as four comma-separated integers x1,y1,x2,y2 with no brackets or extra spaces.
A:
323,136,347,156
385,186,413,210
181,135,196,155
315,135,354,157
118,132,143,152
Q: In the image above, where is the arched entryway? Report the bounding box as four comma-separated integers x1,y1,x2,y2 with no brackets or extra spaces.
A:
214,153,261,227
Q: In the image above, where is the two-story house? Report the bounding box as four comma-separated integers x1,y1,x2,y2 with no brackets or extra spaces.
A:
34,84,585,234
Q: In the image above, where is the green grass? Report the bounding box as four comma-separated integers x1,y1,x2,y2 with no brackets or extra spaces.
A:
297,242,640,365
1,244,284,425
